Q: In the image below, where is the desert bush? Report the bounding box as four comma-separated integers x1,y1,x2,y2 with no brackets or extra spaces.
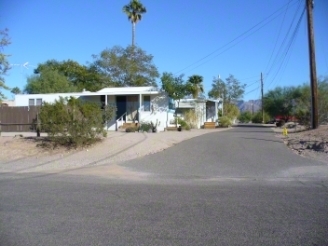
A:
294,108,311,127
219,116,231,127
125,126,137,132
177,117,188,128
139,122,152,132
276,120,286,127
238,111,252,123
183,109,198,128
39,97,105,148
251,111,270,123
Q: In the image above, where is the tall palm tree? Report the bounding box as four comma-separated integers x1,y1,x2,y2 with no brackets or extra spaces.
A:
122,0,147,46
187,75,204,99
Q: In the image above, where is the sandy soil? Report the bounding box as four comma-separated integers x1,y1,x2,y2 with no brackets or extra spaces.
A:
0,129,230,172
274,124,328,164
1,126,327,177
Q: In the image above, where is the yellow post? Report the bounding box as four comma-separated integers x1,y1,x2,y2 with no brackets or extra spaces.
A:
283,127,288,137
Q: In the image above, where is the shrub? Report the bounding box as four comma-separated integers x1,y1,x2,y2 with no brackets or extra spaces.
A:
139,122,152,132
183,109,198,128
183,125,191,130
276,120,285,127
219,116,231,127
238,111,252,123
39,97,105,148
251,111,270,123
125,127,137,132
177,117,188,128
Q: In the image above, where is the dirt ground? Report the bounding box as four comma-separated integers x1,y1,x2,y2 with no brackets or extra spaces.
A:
1,126,327,167
275,124,328,164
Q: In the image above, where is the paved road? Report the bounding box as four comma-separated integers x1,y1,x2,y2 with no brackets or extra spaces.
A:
1,127,328,246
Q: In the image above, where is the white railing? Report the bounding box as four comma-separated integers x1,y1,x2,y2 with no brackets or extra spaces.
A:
115,112,127,131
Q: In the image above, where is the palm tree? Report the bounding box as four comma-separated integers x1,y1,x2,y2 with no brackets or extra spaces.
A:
122,0,147,46
187,75,204,99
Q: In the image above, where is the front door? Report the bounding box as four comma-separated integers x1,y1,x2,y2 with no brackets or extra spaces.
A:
126,95,139,121
116,96,126,120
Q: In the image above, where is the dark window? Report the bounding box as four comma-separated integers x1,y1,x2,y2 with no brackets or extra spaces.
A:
36,99,42,106
143,96,150,111
29,99,35,106
168,98,175,110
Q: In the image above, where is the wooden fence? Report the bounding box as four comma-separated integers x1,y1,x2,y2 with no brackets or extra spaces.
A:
0,106,40,132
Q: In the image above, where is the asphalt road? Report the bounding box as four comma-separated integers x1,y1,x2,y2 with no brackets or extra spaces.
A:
1,127,328,246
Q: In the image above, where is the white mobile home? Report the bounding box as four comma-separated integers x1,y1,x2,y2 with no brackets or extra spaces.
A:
14,87,222,131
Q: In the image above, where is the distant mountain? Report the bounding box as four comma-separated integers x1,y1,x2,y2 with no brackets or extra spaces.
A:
236,99,262,113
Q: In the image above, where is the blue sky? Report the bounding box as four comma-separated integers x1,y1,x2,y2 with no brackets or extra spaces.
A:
1,0,328,101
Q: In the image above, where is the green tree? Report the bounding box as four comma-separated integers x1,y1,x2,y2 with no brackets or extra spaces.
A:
161,72,187,126
238,111,252,123
186,75,204,99
0,28,11,102
225,74,246,104
35,59,108,91
161,72,187,108
208,74,246,105
263,86,302,122
92,45,159,87
293,76,328,125
11,86,21,95
25,68,78,94
318,76,328,124
123,0,147,46
208,76,226,101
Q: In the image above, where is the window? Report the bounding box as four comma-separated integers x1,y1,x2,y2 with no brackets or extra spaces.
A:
36,99,42,106
168,98,175,110
29,99,35,106
143,95,150,111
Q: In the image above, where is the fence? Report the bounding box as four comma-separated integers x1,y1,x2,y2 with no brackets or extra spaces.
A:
0,106,40,132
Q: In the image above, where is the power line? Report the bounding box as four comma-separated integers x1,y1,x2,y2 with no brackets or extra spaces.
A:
174,0,300,75
264,0,293,73
264,0,303,77
266,5,306,90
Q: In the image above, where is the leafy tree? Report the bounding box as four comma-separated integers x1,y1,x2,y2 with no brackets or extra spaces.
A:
225,75,246,104
11,87,21,95
293,76,328,125
25,68,78,94
161,72,188,126
161,72,187,108
263,86,302,122
92,45,159,87
186,75,204,99
208,75,246,115
35,59,108,92
0,28,11,102
318,76,328,124
123,0,147,46
208,76,226,101
238,111,252,123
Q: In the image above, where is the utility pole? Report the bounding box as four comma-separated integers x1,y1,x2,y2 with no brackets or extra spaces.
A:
306,0,319,129
261,72,264,123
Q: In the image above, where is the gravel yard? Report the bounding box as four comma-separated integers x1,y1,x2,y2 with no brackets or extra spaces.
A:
1,125,327,177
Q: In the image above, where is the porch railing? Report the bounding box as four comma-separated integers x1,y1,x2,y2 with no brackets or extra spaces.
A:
115,112,127,131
